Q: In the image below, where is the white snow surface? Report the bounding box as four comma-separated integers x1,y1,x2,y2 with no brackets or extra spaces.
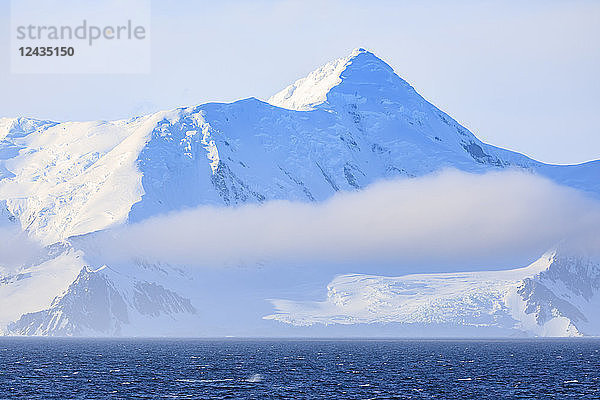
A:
0,245,83,332
0,112,175,244
265,250,600,337
267,48,366,111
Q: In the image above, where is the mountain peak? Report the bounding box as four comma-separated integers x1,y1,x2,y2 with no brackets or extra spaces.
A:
350,47,369,56
267,48,400,111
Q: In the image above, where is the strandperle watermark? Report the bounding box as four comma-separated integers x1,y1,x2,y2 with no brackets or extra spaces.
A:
15,20,147,46
10,0,151,74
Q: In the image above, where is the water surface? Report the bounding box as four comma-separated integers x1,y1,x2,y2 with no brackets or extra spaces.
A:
0,338,598,399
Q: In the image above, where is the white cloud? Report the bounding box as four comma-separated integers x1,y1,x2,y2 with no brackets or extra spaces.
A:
83,169,600,269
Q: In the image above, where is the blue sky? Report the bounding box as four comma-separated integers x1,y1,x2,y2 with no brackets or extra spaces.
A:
1,0,599,164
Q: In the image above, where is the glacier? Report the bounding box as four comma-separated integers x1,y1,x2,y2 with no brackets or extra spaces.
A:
265,250,600,337
0,48,599,337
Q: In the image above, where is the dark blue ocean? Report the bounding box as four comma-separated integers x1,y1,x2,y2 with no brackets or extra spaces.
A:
0,339,598,399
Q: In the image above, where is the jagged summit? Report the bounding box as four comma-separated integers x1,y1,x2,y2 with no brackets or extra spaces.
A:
267,48,413,111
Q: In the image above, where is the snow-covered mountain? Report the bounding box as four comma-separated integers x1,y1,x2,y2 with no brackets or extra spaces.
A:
1,48,598,337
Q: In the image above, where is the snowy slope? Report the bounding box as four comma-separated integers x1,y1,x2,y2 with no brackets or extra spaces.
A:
265,250,600,337
0,48,599,336
0,244,83,332
7,263,198,337
0,112,174,244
